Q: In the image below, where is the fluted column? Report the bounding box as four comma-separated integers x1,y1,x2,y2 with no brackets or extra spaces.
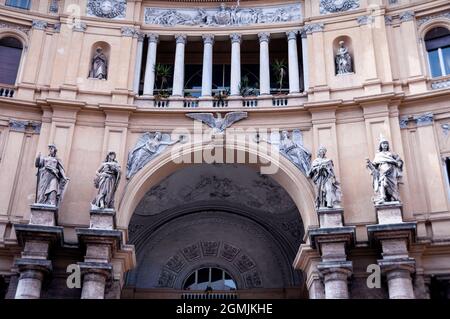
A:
133,33,145,94
143,33,159,96
286,30,300,94
172,34,187,97
258,32,271,95
201,34,214,97
230,33,241,96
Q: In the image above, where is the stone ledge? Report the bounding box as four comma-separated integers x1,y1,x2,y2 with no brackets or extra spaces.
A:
78,261,113,279
367,222,417,246
378,257,416,274
14,258,52,273
317,260,353,276
14,223,64,247
76,228,122,251
308,226,356,249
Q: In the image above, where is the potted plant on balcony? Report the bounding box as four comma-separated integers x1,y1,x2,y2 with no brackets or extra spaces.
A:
272,59,287,95
239,75,257,97
213,88,230,107
154,63,172,100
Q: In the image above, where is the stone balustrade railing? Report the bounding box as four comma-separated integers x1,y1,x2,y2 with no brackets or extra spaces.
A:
0,85,15,98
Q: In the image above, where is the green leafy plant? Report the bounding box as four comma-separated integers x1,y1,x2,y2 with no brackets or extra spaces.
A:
239,75,257,97
154,63,172,91
272,59,287,94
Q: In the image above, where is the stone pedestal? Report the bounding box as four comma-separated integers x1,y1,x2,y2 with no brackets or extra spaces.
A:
13,204,64,299
309,209,355,299
89,208,116,230
367,202,417,299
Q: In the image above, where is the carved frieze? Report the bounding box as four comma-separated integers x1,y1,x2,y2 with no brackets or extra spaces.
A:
221,243,240,262
417,11,450,27
0,22,30,34
320,0,359,15
87,0,126,19
144,3,302,27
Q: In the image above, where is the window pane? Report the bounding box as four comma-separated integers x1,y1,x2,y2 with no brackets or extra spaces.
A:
184,273,196,289
5,0,30,9
0,45,22,85
197,268,209,284
428,50,443,78
442,46,450,75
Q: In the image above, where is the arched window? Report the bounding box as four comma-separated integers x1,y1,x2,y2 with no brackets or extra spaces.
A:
183,267,237,291
425,27,450,78
0,37,23,85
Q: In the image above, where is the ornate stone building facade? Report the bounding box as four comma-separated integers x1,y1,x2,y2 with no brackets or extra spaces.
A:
0,0,450,299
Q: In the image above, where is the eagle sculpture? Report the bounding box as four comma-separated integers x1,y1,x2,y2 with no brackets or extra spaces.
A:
186,112,248,134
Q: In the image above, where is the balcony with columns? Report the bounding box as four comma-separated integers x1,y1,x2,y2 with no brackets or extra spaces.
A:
133,30,308,110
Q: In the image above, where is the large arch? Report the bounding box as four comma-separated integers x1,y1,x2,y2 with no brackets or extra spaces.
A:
117,140,318,237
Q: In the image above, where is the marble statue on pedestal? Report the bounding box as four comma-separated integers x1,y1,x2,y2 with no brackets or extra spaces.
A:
366,136,403,204
35,144,69,206
92,151,121,209
308,146,342,209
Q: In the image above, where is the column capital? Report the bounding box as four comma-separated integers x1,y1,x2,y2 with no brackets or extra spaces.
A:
305,23,324,34
175,34,187,44
286,30,299,41
32,20,47,30
73,22,87,32
202,34,214,45
399,11,415,22
258,32,270,43
135,32,145,42
147,33,159,43
121,26,135,37
230,33,242,44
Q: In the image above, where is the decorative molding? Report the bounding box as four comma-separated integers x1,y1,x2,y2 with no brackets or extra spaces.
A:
120,26,135,37
0,22,30,34
31,20,47,30
441,123,450,136
53,23,61,33
202,34,214,45
175,34,187,44
399,112,434,128
73,22,87,32
431,78,450,90
49,0,59,13
286,30,298,41
230,33,242,43
399,11,415,23
304,23,324,34
87,0,127,19
388,0,398,4
144,2,302,27
357,15,374,25
417,11,450,27
385,16,393,25
319,0,359,15
135,32,144,41
257,32,270,43
8,120,41,133
147,33,159,43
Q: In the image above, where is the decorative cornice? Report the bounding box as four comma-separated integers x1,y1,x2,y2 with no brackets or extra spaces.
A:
73,22,87,32
286,30,298,41
202,34,214,45
230,33,241,43
399,112,434,128
32,20,47,30
320,0,359,15
121,26,135,37
257,32,270,43
0,22,30,34
399,11,415,23
431,78,450,90
147,33,159,43
9,120,41,133
305,23,324,34
175,34,187,44
417,11,450,27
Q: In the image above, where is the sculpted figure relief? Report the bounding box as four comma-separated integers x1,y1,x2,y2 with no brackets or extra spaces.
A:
35,144,69,206
308,146,342,209
366,136,403,204
127,132,185,179
92,151,121,209
335,41,353,75
89,47,108,79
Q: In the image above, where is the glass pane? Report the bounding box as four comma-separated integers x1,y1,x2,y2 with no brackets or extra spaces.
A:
6,0,30,9
442,46,450,75
197,268,209,284
428,50,443,78
211,268,222,283
225,279,237,290
184,273,196,290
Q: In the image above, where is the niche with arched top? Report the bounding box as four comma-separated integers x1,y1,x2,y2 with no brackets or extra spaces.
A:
333,36,354,75
88,41,110,80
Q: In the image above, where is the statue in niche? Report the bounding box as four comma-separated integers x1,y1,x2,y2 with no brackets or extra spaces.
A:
366,136,403,204
256,130,311,175
89,47,108,79
335,40,353,74
308,146,342,209
35,144,69,206
126,132,185,179
92,151,121,209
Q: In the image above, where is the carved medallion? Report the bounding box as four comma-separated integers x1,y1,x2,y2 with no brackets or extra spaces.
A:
320,0,359,15
87,0,126,19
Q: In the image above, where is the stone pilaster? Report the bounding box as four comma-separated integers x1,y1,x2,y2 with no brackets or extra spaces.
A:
13,204,64,299
367,203,417,299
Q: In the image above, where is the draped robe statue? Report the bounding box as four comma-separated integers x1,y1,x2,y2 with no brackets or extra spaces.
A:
308,146,342,209
35,144,69,206
92,151,121,209
366,138,403,204
335,40,353,74
89,47,108,79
